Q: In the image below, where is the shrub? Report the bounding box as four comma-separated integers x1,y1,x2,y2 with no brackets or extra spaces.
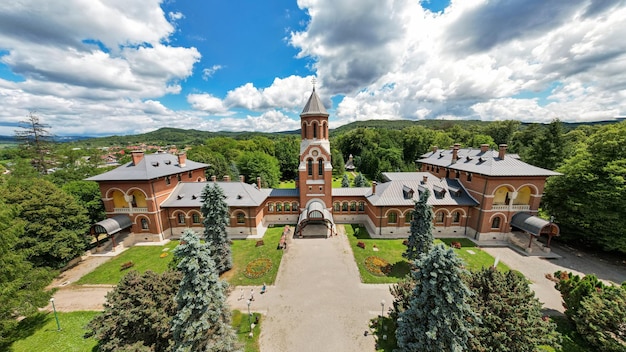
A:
255,240,264,247
364,256,391,276
357,241,366,249
120,261,134,270
451,241,461,249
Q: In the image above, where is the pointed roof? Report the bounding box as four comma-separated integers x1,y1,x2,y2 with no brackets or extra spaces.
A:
300,88,329,117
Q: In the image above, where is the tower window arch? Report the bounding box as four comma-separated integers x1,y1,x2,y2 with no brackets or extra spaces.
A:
313,122,318,139
307,159,313,176
302,122,307,139
318,158,323,176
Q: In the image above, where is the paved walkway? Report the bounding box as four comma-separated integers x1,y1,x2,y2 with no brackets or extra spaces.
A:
227,226,393,352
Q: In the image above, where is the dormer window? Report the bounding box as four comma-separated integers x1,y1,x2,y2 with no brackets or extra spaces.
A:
433,185,447,198
402,185,414,199
164,160,171,165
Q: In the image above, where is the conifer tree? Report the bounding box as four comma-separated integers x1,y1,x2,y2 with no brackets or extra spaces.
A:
171,230,240,352
201,183,233,274
341,174,350,187
354,172,366,187
466,268,560,351
403,189,434,261
395,244,476,352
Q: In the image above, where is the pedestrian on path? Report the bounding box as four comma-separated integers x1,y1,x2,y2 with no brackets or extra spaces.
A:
261,283,266,294
250,288,255,301
239,288,244,300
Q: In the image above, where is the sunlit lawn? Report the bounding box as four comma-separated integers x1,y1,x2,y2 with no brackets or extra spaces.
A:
278,172,361,189
344,225,509,284
76,241,179,285
233,310,262,352
8,311,98,352
228,226,288,286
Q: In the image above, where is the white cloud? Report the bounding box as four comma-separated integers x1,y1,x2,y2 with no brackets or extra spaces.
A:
187,94,230,114
201,110,300,132
223,75,318,111
202,65,224,80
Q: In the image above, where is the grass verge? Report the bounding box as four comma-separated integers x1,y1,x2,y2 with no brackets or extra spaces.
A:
344,225,509,284
9,311,98,352
228,226,288,286
76,241,178,285
232,310,262,352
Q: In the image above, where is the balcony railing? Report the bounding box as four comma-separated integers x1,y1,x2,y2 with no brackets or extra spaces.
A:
491,204,530,211
114,207,148,213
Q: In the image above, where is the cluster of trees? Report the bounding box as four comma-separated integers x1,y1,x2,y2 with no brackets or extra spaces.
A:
553,271,626,351
387,192,560,351
87,184,240,351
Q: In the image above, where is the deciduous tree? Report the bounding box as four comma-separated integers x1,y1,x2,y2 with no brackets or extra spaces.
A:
171,230,240,352
86,270,180,352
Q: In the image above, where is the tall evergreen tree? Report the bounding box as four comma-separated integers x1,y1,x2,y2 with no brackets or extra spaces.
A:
395,244,476,352
14,112,53,174
341,174,350,188
201,183,233,274
527,119,566,170
353,172,366,187
572,286,626,352
403,189,434,261
171,230,240,352
466,268,560,351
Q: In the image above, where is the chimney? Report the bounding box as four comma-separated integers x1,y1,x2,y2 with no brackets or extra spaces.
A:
452,145,459,163
372,181,377,195
498,144,508,160
239,175,245,183
223,175,230,182
131,151,144,166
210,175,216,182
257,177,262,189
422,175,428,184
480,144,490,153
432,146,438,152
177,152,187,167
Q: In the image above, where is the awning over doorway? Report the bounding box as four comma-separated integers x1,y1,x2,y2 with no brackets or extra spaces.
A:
296,201,336,237
510,213,559,237
91,214,133,236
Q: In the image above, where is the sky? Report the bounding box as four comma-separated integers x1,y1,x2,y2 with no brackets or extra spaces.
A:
0,0,625,136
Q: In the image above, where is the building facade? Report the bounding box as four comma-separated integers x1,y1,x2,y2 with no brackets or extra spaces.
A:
88,88,560,247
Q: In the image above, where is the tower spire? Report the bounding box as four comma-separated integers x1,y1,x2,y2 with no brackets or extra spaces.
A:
311,77,317,91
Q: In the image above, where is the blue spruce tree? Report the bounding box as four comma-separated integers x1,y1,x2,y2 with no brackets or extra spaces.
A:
201,183,233,274
395,244,476,352
403,189,434,261
171,229,240,352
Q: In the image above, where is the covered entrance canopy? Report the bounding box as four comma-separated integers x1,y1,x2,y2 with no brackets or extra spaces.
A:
511,212,559,248
296,201,336,238
90,214,133,247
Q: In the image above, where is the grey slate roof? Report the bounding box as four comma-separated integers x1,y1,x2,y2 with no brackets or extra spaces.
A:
87,153,209,181
418,148,561,177
160,182,269,208
92,214,133,235
510,212,556,236
332,187,370,196
367,172,478,207
267,188,300,198
300,88,329,117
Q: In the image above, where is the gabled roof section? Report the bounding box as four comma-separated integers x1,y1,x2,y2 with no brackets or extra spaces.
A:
418,148,561,177
160,182,269,208
300,88,329,117
87,153,209,181
367,172,478,207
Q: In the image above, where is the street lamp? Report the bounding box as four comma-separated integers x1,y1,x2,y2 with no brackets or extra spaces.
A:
379,299,385,332
50,298,61,331
247,299,252,331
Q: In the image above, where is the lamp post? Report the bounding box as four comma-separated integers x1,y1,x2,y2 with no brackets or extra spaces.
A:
380,299,385,332
50,298,61,331
247,299,252,330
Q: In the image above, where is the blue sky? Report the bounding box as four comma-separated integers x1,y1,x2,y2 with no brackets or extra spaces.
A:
0,0,624,136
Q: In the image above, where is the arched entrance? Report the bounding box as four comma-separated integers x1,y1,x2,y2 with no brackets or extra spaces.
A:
296,201,336,238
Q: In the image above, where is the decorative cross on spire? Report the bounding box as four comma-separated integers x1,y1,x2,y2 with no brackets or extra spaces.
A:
311,77,317,90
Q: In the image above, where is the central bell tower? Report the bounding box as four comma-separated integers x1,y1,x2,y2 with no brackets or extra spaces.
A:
298,87,333,209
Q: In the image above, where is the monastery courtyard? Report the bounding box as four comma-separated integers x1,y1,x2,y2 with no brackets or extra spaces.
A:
49,225,626,352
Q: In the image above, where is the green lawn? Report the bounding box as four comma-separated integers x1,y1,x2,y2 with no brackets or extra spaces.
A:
278,172,361,189
228,226,288,286
277,180,297,189
76,241,179,285
232,310,262,352
8,311,99,352
344,224,509,284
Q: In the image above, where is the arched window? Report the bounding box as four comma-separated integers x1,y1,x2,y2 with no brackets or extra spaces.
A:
358,201,365,212
302,122,307,139
284,202,291,212
166,176,171,185
276,203,283,212
268,203,274,212
318,159,323,176
452,211,461,223
388,212,398,224
350,201,356,212
333,202,340,212
177,213,185,225
313,122,318,139
405,211,414,223
435,211,445,223
141,218,149,230
236,213,245,224
491,217,501,229
292,202,299,212
192,213,201,224
342,202,349,212
308,159,313,176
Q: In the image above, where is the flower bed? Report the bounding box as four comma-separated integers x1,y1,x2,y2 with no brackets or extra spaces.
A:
364,256,392,276
244,258,272,279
